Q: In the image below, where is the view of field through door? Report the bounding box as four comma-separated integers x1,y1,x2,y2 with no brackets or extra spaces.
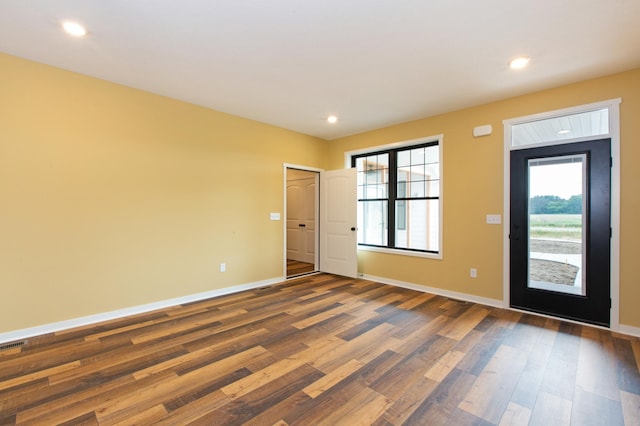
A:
286,168,318,277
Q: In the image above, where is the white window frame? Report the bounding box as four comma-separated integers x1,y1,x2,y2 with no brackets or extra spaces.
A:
345,135,444,260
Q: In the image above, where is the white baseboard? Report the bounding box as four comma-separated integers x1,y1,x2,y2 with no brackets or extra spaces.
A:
0,276,284,345
363,273,640,338
617,324,640,338
3,273,639,345
361,274,505,309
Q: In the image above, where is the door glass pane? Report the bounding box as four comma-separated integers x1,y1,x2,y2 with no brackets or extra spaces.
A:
527,155,586,295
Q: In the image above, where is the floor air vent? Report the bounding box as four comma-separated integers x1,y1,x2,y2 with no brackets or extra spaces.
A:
0,340,26,351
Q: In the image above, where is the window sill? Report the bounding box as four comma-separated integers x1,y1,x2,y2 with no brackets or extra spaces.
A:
357,244,442,260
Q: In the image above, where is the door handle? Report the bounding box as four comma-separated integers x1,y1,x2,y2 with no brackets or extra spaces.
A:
299,224,306,227
510,225,520,241
350,227,357,231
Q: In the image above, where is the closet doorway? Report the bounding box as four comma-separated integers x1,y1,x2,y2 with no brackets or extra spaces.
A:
286,168,319,277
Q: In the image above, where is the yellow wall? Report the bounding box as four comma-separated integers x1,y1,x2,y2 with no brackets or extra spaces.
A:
2,50,639,334
328,68,640,328
0,53,327,333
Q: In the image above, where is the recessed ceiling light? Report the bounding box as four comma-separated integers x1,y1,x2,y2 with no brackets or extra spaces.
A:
327,115,338,124
558,129,572,134
509,56,530,70
62,21,87,37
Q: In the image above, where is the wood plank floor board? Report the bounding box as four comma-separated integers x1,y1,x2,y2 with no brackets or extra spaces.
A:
92,347,269,424
614,336,640,395
570,387,624,426
336,315,395,342
620,390,640,426
392,315,452,356
341,349,406,389
310,323,400,373
396,291,436,311
5,373,136,421
412,332,459,367
458,344,528,423
508,334,554,410
58,410,99,426
281,350,403,425
15,370,178,425
509,317,558,407
369,340,441,400
388,312,432,340
283,379,368,426
291,301,360,330
162,367,252,412
315,386,392,426
403,294,449,319
472,312,500,334
374,302,424,329
1,273,639,425
437,304,491,341
576,326,621,401
381,375,439,424
50,311,168,341
154,389,230,425
456,322,508,376
424,349,466,383
241,390,310,426
0,339,105,380
302,358,364,398
111,403,167,426
538,323,582,402
401,367,478,425
498,401,532,426
528,391,572,426
214,364,324,425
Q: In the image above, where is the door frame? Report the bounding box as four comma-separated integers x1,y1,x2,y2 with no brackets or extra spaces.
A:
502,98,621,329
284,164,322,277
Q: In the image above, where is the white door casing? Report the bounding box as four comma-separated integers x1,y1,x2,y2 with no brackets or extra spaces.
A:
320,168,358,278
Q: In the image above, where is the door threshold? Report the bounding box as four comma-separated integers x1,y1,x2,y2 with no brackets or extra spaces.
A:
286,271,321,280
509,305,610,329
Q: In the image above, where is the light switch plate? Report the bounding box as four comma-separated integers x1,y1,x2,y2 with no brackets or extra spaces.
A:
486,214,501,224
270,212,281,221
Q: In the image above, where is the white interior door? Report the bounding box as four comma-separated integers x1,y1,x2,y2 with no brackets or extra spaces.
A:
286,171,317,264
302,176,317,263
320,168,358,278
286,181,304,261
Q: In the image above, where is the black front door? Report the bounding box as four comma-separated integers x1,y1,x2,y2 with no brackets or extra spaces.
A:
510,138,611,326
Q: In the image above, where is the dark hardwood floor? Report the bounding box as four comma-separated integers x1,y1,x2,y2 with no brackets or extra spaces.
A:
1,273,639,425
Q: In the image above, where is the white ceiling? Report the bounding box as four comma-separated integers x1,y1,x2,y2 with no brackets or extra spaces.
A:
1,1,639,140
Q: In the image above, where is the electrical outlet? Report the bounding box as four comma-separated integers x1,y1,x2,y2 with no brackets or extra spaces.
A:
470,268,477,278
486,214,502,224
220,263,226,272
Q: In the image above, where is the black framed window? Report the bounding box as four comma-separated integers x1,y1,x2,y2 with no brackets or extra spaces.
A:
352,141,440,253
